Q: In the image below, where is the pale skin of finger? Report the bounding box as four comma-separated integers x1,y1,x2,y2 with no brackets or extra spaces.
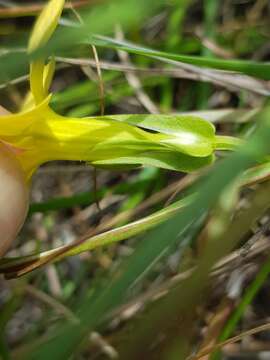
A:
0,107,29,256
0,145,29,256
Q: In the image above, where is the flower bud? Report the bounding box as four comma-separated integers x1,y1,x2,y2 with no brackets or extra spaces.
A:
0,145,29,256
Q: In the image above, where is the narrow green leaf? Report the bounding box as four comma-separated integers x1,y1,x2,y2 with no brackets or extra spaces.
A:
91,36,270,80
0,196,192,277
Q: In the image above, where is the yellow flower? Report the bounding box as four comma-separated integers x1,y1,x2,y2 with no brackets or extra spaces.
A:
0,0,231,182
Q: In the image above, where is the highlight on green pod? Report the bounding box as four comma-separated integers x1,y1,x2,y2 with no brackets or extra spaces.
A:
0,0,241,256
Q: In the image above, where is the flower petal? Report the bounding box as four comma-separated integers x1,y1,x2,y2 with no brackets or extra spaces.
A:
0,96,51,137
26,58,55,107
30,60,46,104
28,0,65,53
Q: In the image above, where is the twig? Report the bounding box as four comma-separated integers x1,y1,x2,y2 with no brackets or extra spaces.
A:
26,285,79,324
89,45,104,211
69,4,103,211
115,26,159,113
0,0,96,18
56,56,270,96
91,45,105,116
191,321,270,360
45,265,62,298
90,332,118,359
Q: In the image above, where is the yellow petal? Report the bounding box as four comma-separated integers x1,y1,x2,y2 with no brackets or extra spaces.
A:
43,58,55,96
20,92,35,112
28,0,65,53
0,96,52,137
30,60,46,104
25,58,55,108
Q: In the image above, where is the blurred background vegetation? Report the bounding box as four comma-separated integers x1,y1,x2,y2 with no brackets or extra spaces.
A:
1,0,270,359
